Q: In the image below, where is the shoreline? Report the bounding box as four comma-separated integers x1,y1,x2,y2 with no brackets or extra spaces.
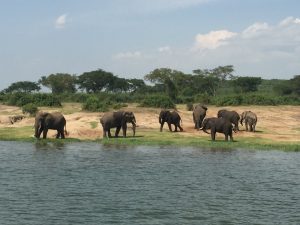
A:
0,103,299,151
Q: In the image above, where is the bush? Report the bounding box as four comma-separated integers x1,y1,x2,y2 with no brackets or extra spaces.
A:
140,95,175,108
186,103,194,111
5,92,61,107
22,103,38,116
82,96,109,112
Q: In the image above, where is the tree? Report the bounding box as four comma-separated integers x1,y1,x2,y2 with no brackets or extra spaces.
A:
233,76,262,93
144,68,181,100
3,81,40,93
127,79,147,92
193,65,235,96
77,69,115,93
39,73,76,94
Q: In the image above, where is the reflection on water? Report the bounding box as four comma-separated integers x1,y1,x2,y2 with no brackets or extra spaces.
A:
0,141,299,225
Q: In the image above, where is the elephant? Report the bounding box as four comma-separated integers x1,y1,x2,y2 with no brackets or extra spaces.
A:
217,109,240,131
240,111,257,132
34,112,67,139
200,117,234,141
159,110,183,132
193,104,207,130
100,111,136,138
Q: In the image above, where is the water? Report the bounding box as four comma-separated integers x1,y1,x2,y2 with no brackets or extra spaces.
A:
0,141,299,225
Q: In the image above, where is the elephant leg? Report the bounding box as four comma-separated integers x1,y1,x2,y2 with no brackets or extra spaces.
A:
178,123,183,132
102,128,107,138
115,126,121,137
167,123,172,132
211,129,216,141
56,131,60,138
60,129,65,139
230,133,234,141
160,122,164,132
253,124,256,132
121,123,127,137
245,122,249,131
108,129,112,138
37,128,43,139
225,133,228,141
42,129,48,139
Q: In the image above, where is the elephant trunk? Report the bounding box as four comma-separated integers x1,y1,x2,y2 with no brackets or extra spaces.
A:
200,127,210,134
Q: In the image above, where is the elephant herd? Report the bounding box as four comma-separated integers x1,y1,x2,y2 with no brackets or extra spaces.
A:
33,106,257,142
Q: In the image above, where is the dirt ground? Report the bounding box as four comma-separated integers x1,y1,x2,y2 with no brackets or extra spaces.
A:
0,103,299,143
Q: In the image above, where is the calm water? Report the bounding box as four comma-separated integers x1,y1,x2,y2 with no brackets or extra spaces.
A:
0,141,299,225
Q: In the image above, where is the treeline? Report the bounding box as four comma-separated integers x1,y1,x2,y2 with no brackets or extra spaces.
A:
0,66,299,112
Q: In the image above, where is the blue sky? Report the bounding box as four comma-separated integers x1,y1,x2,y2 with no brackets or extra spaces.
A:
1,0,300,90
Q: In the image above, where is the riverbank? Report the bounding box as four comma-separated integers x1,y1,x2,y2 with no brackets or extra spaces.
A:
0,103,299,151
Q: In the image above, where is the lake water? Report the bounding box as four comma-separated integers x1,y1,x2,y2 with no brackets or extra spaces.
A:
0,141,299,225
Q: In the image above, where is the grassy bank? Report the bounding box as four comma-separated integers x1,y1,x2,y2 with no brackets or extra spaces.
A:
0,127,298,152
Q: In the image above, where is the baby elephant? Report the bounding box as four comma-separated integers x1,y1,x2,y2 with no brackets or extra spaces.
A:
159,110,183,132
240,111,257,132
200,117,234,141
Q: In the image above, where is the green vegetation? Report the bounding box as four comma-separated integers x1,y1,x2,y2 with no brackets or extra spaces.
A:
0,66,299,112
0,126,298,152
22,103,38,116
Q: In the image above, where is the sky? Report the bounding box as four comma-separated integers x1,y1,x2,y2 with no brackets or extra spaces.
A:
0,0,300,90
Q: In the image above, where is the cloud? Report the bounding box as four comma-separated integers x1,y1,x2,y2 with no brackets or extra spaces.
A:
279,16,300,26
158,46,172,53
114,51,142,59
55,14,68,29
194,30,237,50
242,22,270,38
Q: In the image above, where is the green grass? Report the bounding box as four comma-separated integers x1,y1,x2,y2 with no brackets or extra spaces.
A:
0,127,298,152
89,121,98,129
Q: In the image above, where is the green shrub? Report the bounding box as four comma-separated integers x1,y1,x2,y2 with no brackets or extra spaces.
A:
82,96,109,112
186,103,194,111
140,95,175,108
22,103,38,116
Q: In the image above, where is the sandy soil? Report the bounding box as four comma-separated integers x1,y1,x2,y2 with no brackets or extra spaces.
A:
0,104,299,143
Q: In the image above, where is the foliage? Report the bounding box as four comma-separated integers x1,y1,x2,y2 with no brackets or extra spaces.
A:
139,94,175,108
39,73,76,94
82,96,110,112
4,92,61,107
2,81,40,93
22,103,38,116
77,69,115,93
186,103,194,111
232,76,262,93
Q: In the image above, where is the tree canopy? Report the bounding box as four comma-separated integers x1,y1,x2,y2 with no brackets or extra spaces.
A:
39,73,76,94
3,81,40,93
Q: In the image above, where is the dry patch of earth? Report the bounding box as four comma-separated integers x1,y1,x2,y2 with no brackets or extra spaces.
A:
0,103,299,143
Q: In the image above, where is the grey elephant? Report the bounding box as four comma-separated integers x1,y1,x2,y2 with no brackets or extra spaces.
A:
100,111,136,138
193,104,207,130
34,112,67,139
240,111,257,132
200,117,234,141
217,109,240,131
159,110,183,132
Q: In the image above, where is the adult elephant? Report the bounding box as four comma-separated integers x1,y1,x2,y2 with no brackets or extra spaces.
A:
34,112,67,139
240,111,257,132
193,104,207,130
159,110,183,132
100,111,136,138
217,109,240,131
200,117,234,141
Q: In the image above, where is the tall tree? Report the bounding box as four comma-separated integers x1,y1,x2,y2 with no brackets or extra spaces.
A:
232,76,262,93
193,65,235,96
77,69,115,93
144,68,182,100
39,73,76,94
3,81,40,93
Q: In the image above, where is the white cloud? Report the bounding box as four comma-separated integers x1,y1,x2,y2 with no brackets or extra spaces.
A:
114,51,142,59
158,46,172,53
279,16,300,26
55,14,68,29
242,22,270,38
194,30,237,50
